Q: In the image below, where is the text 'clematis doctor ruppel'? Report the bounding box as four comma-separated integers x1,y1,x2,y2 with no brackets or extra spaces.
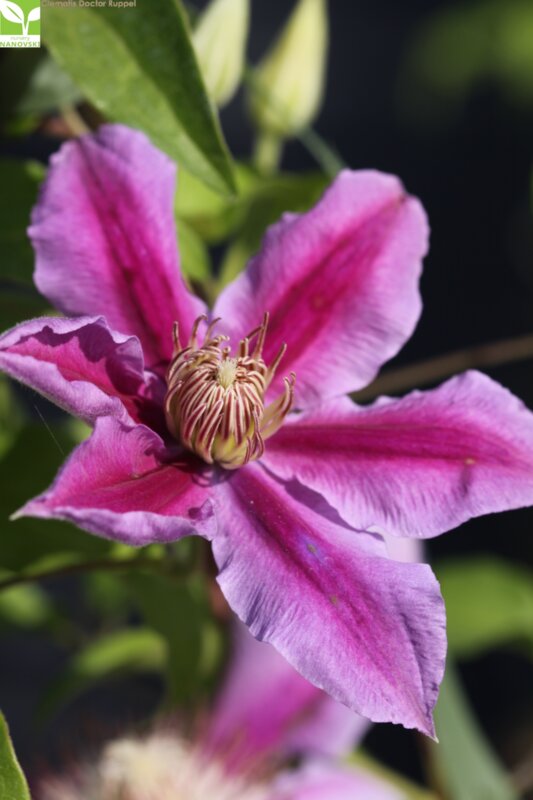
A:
2,125,533,738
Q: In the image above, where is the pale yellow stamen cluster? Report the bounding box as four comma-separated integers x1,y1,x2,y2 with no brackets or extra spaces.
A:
164,313,294,469
217,357,238,389
40,733,268,800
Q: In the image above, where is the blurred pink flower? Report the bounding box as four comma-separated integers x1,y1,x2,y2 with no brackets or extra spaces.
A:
40,625,403,800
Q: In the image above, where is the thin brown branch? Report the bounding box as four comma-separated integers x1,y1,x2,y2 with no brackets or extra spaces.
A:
511,749,533,795
0,556,167,593
60,104,91,137
354,333,533,402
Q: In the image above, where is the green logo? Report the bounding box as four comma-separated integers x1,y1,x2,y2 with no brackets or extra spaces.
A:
0,0,40,38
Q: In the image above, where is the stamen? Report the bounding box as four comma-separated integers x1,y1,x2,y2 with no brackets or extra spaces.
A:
172,321,182,352
251,312,269,359
265,342,287,388
40,733,269,800
239,337,249,358
261,373,296,440
190,314,208,348
164,314,294,469
204,316,222,342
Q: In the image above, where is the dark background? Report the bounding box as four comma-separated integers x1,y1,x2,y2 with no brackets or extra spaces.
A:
1,0,532,793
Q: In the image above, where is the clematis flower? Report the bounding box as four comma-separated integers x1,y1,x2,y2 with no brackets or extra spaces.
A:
39,624,406,800
2,125,533,736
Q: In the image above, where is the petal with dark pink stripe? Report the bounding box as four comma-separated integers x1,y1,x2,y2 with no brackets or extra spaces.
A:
30,125,206,368
214,170,428,407
203,622,368,772
15,417,216,545
0,315,164,427
210,464,446,735
263,371,533,538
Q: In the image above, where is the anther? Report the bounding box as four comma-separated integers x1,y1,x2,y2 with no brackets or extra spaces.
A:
164,314,294,469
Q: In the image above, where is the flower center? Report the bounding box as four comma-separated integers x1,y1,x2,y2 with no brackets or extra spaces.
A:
41,733,268,800
164,313,295,469
217,357,238,389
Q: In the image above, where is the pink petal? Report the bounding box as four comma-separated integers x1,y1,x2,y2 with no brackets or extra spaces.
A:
15,417,215,545
263,371,533,538
210,464,446,735
385,536,423,563
203,622,368,772
281,692,370,764
30,124,206,368
0,315,164,428
272,761,405,800
214,170,427,407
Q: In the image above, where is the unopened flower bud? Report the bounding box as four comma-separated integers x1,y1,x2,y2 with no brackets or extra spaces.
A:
193,0,250,108
249,0,328,137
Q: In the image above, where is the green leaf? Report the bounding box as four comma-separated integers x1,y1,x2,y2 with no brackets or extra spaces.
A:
0,159,44,287
175,163,258,243
0,155,49,328
0,584,52,628
437,557,533,658
0,286,50,330
428,665,518,800
40,628,167,718
83,571,131,621
16,55,81,116
0,712,30,800
0,379,24,460
43,0,236,195
126,569,222,706
176,165,327,250
217,170,328,287
401,0,533,124
176,219,212,285
0,50,42,122
351,752,437,799
0,423,111,575
64,418,91,445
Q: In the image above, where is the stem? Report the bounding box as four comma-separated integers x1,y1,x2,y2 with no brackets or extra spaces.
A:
0,555,170,593
298,126,345,179
244,66,346,177
417,733,450,800
253,131,283,175
60,105,91,137
354,332,533,402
